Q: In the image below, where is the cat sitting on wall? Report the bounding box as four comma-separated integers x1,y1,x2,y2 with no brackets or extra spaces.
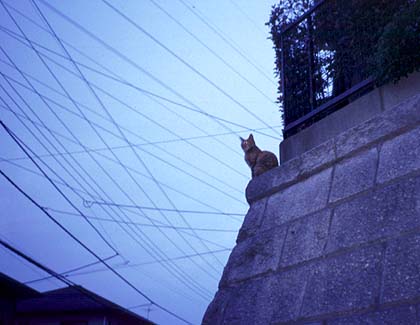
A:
240,134,279,178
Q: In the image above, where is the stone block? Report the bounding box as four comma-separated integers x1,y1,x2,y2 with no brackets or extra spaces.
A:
280,209,331,268
335,94,420,159
202,287,233,324
327,305,417,325
245,166,277,204
300,245,383,318
220,226,287,286
329,148,378,203
299,139,336,177
382,71,420,111
271,156,301,190
377,126,420,184
262,168,332,229
270,265,313,323
335,114,396,159
236,198,267,243
382,233,420,303
215,277,274,324
326,175,420,253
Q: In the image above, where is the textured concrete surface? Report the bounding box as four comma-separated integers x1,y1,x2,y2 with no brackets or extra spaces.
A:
377,127,420,183
279,209,331,268
262,168,332,228
203,94,420,324
300,245,383,318
329,148,378,202
328,305,418,325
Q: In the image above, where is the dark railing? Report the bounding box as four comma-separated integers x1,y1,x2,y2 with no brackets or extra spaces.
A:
278,0,394,138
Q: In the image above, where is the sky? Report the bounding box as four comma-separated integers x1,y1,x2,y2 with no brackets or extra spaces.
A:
0,0,281,324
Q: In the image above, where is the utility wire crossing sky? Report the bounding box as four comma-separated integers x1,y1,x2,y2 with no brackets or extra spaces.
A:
0,0,280,324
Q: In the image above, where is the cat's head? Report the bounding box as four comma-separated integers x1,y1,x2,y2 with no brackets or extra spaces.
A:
240,134,255,152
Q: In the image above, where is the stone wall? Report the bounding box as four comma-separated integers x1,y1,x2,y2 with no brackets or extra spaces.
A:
203,94,420,324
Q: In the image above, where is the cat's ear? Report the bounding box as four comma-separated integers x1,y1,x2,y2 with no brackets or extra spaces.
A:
249,134,254,141
239,136,245,142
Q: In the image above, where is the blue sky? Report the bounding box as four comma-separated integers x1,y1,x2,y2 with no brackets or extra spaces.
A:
0,0,281,323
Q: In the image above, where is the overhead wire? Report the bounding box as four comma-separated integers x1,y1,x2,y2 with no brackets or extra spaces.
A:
33,0,281,146
0,75,130,259
24,253,119,285
101,0,279,137
19,246,213,305
2,3,223,282
2,125,281,159
0,68,246,203
1,120,211,309
0,85,120,257
0,0,272,304
0,95,216,300
0,156,232,250
0,100,246,220
31,0,235,271
147,0,275,104
0,68,217,302
50,248,231,280
82,200,244,216
0,69,247,201
26,1,249,160
177,0,276,85
0,34,252,179
0,209,190,324
228,0,268,36
0,21,280,142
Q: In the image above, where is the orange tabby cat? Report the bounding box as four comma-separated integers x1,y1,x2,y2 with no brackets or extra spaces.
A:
240,134,279,178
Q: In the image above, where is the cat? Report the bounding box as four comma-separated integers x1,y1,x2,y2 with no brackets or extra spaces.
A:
240,134,279,178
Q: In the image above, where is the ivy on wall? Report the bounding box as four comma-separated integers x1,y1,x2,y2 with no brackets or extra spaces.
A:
372,0,420,86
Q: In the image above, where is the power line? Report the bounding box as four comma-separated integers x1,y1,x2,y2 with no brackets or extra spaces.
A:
33,0,280,144
1,2,281,142
0,95,216,299
0,70,247,201
0,238,151,321
0,75,217,299
0,103,246,219
2,1,223,281
0,44,251,179
45,206,239,233
177,0,276,85
0,158,230,250
54,248,231,279
82,199,244,216
147,0,275,104
228,0,268,36
0,88,120,257
1,0,244,296
102,0,279,136
0,61,249,200
0,76,125,258
24,253,119,285
0,162,193,324
31,0,232,273
0,21,281,142
18,1,250,160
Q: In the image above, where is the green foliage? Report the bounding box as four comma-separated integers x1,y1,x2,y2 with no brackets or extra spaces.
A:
268,0,420,124
372,0,420,86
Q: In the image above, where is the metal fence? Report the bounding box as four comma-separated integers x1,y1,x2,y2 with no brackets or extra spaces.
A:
278,0,401,137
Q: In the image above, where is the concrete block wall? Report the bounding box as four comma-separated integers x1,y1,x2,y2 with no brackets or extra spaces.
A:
203,94,420,324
